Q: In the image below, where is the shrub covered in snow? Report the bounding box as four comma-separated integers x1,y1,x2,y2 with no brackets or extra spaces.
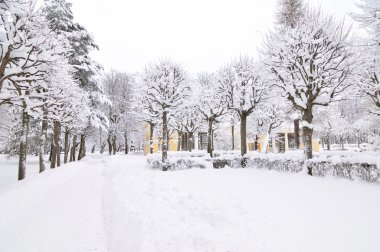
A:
245,152,380,182
147,151,379,182
147,153,209,171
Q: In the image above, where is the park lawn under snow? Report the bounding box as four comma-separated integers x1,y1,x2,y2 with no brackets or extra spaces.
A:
0,154,379,252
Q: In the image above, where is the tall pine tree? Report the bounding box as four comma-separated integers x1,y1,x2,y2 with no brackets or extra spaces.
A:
42,0,107,160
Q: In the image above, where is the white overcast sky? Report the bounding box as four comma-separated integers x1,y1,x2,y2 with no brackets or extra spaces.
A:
57,0,360,73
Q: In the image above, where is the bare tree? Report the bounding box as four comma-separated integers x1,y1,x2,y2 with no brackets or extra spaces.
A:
262,8,353,174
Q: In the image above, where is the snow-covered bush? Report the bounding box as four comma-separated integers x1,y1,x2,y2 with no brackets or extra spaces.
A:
213,152,380,182
147,156,208,171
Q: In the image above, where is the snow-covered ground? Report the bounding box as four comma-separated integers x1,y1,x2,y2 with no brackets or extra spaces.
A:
0,154,379,252
0,155,46,193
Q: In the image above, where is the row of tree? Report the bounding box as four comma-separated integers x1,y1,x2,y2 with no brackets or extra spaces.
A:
135,0,379,175
0,0,107,180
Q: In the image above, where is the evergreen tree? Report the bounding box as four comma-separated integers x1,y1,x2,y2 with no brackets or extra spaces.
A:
42,0,107,160
275,0,304,29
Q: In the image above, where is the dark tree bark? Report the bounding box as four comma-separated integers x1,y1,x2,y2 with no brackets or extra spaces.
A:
207,119,214,157
107,133,112,155
124,131,129,154
162,111,168,170
63,127,70,164
18,111,29,180
39,104,48,173
149,122,154,154
50,120,61,169
70,135,77,162
57,145,61,167
326,133,331,151
240,112,248,156
112,135,117,155
302,107,313,175
177,131,182,151
294,119,300,149
231,125,235,150
49,143,53,162
78,134,85,160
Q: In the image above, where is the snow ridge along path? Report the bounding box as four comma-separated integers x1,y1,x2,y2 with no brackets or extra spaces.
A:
0,154,380,252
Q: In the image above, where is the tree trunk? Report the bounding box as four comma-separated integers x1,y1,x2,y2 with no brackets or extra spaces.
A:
321,136,325,149
188,132,193,152
49,143,53,162
240,112,248,156
100,142,106,154
231,125,235,150
50,120,60,169
78,134,85,160
162,111,168,170
39,106,48,173
302,107,314,175
18,111,29,180
207,119,214,157
124,131,129,154
149,122,154,154
177,131,181,151
107,133,112,155
326,133,331,151
70,135,77,162
263,123,273,154
63,127,69,164
294,119,300,149
112,135,117,155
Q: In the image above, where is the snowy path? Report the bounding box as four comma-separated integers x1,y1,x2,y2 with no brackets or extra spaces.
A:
0,154,380,252
0,155,108,252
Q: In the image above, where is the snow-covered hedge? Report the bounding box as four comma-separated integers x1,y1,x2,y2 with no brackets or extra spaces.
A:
246,153,380,182
214,151,379,182
147,154,209,171
146,151,380,182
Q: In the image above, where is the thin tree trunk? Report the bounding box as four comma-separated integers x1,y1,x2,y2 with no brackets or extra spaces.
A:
294,119,300,149
100,142,106,154
50,120,60,169
207,119,213,157
107,133,112,155
49,143,53,162
112,135,117,155
231,125,235,150
63,127,69,164
326,133,331,151
212,128,214,151
240,112,248,156
70,135,77,162
149,122,154,154
77,134,85,160
18,111,29,181
177,131,181,151
124,131,129,154
188,132,193,152
39,105,48,173
57,123,61,167
302,107,314,175
263,124,273,154
162,111,168,170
